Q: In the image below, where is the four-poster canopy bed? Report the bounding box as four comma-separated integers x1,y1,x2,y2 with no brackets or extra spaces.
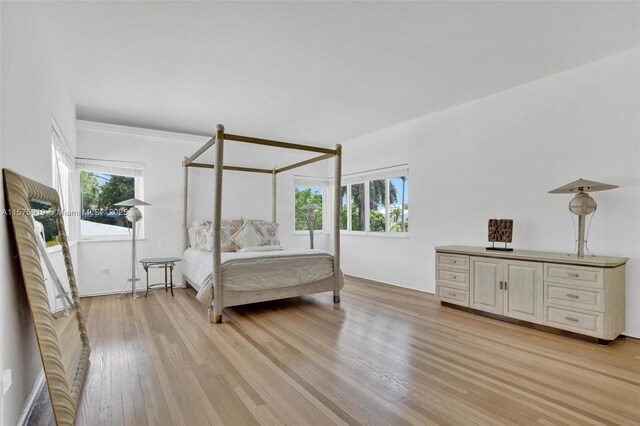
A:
182,124,343,323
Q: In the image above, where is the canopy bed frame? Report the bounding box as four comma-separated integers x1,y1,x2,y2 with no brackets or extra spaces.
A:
182,124,342,323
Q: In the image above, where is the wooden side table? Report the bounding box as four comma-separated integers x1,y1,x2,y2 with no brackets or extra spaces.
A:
139,257,182,297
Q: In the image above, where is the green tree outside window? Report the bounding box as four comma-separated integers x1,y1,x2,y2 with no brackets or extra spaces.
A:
295,187,323,231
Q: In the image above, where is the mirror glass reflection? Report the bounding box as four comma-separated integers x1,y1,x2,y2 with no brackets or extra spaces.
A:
30,199,83,387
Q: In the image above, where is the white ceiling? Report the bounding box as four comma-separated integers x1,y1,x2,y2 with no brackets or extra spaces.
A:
41,1,639,146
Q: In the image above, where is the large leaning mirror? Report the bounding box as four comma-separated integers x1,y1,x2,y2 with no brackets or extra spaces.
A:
3,169,90,426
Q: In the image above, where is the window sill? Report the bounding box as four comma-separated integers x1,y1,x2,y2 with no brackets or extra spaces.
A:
340,231,409,239
293,231,329,236
80,236,143,243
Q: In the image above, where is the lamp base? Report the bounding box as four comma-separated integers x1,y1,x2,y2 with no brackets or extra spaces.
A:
565,253,596,259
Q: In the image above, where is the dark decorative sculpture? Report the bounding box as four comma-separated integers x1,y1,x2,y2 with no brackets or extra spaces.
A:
487,218,513,251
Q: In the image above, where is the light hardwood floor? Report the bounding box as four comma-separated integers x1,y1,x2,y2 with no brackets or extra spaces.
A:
31,277,640,425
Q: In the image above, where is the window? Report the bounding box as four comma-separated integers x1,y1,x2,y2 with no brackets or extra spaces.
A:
351,183,365,231
51,123,76,236
339,186,348,230
369,179,386,232
76,160,144,239
340,166,409,234
389,176,409,232
294,178,328,232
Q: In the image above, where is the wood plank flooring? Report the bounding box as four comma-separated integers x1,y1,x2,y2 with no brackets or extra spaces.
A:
30,277,640,425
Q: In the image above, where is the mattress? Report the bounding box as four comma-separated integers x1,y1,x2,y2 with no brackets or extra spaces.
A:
182,247,337,303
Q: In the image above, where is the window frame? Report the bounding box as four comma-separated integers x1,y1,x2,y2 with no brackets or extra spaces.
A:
339,166,409,238
51,120,77,242
76,159,145,241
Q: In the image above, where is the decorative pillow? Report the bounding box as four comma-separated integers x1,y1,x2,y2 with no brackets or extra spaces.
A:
188,221,210,250
231,222,266,249
221,219,243,252
245,219,280,246
237,245,283,253
190,219,243,252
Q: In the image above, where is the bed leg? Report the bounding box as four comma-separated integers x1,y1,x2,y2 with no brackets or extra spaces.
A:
333,293,340,303
208,306,222,324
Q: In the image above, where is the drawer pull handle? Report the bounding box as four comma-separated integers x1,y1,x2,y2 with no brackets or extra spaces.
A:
452,260,457,264
448,292,457,297
450,275,457,279
566,294,580,299
499,281,503,290
565,316,579,322
567,273,580,278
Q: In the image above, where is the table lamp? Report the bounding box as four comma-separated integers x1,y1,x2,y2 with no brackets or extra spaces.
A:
548,178,618,258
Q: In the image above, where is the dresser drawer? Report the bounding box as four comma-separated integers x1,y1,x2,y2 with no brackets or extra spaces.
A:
437,268,468,287
438,285,468,307
544,283,605,312
544,264,603,288
437,253,469,270
544,305,604,337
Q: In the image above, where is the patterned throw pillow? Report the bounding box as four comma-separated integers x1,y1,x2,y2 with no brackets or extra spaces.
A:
189,219,243,252
245,219,280,246
189,221,210,250
231,222,266,249
220,219,243,252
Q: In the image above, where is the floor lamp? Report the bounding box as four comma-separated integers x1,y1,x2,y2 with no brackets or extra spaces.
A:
302,203,320,249
114,197,150,299
548,178,618,258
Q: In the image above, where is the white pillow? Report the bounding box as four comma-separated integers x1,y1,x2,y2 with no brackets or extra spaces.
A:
231,222,266,249
237,246,283,253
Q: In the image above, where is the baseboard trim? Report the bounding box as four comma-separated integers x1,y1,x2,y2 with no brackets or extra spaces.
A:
345,273,435,295
17,369,45,426
80,285,188,298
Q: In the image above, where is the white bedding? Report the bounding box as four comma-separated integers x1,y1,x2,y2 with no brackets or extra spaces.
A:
182,247,337,304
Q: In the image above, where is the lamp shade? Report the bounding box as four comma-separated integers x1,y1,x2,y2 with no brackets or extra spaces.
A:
548,179,618,194
114,198,151,207
302,203,321,211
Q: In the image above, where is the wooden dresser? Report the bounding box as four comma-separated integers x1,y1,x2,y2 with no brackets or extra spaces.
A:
435,246,628,343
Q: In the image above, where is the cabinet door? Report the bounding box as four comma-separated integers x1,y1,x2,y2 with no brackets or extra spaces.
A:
503,260,543,323
470,257,503,314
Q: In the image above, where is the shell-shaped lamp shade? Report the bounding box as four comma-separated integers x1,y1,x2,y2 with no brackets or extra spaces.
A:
114,198,151,207
548,178,618,194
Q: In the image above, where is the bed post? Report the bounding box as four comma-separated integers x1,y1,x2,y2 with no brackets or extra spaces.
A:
271,168,277,223
210,124,225,324
182,156,189,288
333,144,342,303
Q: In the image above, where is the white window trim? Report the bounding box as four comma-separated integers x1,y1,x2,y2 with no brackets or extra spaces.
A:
340,230,409,238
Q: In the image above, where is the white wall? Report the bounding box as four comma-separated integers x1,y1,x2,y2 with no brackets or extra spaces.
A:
339,49,640,338
76,123,328,296
0,2,4,421
0,3,78,424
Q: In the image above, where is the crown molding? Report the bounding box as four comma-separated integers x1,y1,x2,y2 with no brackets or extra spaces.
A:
76,120,210,145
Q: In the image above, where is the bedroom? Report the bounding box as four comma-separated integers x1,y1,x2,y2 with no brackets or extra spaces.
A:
1,1,639,425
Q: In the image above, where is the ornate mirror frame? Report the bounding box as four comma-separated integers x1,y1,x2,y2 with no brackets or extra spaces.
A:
3,169,90,425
